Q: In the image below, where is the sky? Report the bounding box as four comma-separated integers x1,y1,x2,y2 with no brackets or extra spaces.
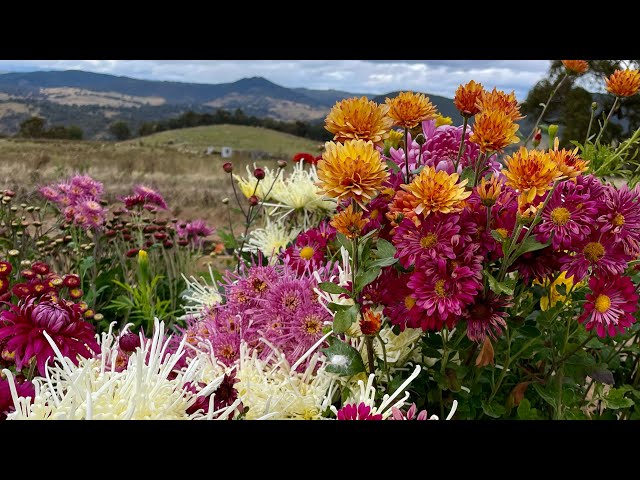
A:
0,60,553,100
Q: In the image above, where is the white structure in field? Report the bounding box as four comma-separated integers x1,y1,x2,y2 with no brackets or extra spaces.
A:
221,146,233,158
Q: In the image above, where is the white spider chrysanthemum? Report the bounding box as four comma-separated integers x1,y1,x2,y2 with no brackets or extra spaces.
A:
330,365,423,419
3,319,239,420
233,164,278,200
235,336,337,420
181,264,223,317
313,246,353,313
244,219,299,260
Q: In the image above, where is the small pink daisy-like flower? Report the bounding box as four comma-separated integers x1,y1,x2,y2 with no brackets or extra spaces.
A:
336,402,383,420
284,230,327,274
579,275,638,338
70,174,103,198
510,246,561,284
408,256,482,321
362,195,391,235
393,214,460,269
390,403,430,420
597,184,640,256
1,376,35,420
464,291,513,342
39,185,61,203
177,219,215,247
314,219,337,243
535,182,598,250
75,198,107,229
211,332,241,367
122,193,146,210
559,235,631,283
0,297,99,375
133,185,169,210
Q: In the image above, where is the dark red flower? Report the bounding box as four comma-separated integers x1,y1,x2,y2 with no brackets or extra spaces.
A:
0,261,12,277
223,162,233,173
31,262,50,276
253,168,266,180
119,332,141,352
1,375,35,420
292,152,316,164
11,283,32,298
0,297,100,375
63,274,81,289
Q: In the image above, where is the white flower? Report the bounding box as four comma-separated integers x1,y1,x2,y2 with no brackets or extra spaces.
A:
181,264,223,317
244,219,299,260
374,324,423,366
3,319,239,420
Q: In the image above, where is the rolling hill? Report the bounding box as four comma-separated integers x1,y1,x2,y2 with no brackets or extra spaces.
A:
0,70,461,139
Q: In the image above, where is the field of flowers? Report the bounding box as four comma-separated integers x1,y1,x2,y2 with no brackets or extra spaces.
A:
2,60,640,420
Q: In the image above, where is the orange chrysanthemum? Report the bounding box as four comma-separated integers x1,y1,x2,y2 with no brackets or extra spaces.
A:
402,166,471,216
385,91,438,129
325,96,393,145
469,110,520,153
561,60,589,75
476,174,503,207
317,139,389,208
606,70,640,97
330,204,368,239
386,190,422,231
503,147,562,204
549,137,589,179
476,88,524,121
454,80,485,117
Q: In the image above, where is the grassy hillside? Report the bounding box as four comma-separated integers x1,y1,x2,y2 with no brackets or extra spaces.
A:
135,124,322,157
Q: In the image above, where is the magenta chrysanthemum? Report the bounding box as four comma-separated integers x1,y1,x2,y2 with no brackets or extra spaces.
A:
464,291,512,342
284,230,327,274
0,376,35,420
596,184,640,256
133,184,169,210
393,214,460,268
578,275,638,338
559,235,631,283
379,270,427,331
74,198,107,229
0,297,99,375
336,402,383,420
177,219,215,247
510,246,561,284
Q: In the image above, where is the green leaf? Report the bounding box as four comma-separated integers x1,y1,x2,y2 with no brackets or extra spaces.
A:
322,337,366,376
459,167,475,186
318,282,351,296
519,325,542,338
332,305,359,334
588,367,614,386
517,399,541,420
555,283,567,296
484,270,515,296
376,238,396,259
490,230,506,243
605,387,635,409
327,302,354,312
481,400,506,418
354,266,381,294
532,383,557,409
512,236,551,261
335,232,352,256
386,160,400,173
368,257,398,269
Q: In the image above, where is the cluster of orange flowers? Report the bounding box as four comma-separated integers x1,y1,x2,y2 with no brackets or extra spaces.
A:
317,60,640,238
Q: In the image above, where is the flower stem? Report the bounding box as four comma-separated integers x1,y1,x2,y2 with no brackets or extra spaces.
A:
594,96,620,146
487,325,511,405
585,104,597,145
365,335,376,377
453,116,469,172
524,73,569,147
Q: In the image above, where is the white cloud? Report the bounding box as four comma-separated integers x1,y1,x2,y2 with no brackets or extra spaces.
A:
0,60,551,100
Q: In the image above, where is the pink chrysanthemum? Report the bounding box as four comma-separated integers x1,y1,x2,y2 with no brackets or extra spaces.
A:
39,185,61,203
313,219,337,243
284,230,327,274
408,256,483,322
133,185,169,210
0,297,99,375
597,184,640,256
211,331,241,366
390,403,430,420
75,198,107,230
69,174,103,198
1,376,35,420
379,270,427,330
536,181,598,250
393,214,460,269
336,402,383,420
177,219,215,247
362,195,391,235
559,235,631,283
464,290,513,342
579,275,638,338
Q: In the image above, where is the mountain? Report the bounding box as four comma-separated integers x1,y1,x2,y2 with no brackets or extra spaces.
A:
0,70,459,139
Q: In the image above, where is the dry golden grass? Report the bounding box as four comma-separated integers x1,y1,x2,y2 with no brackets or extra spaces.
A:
0,137,287,228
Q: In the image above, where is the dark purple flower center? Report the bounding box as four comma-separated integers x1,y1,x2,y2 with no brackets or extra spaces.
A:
31,302,73,332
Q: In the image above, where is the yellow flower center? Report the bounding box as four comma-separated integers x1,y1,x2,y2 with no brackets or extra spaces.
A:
283,294,300,311
613,213,625,227
404,296,416,310
220,345,236,360
594,294,611,313
550,207,571,226
302,316,323,335
420,233,438,249
583,242,605,263
434,279,447,298
495,228,508,238
370,209,379,220
251,278,267,292
300,246,315,260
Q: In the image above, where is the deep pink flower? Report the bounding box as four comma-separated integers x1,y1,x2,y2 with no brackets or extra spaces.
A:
284,230,327,274
393,214,460,269
597,184,640,256
464,290,512,342
379,269,427,331
336,402,383,420
510,246,561,284
0,297,99,375
362,195,391,234
559,235,631,283
75,198,107,230
314,219,337,243
133,185,168,210
390,403,429,420
39,185,61,203
0,376,35,420
177,219,215,247
579,275,638,338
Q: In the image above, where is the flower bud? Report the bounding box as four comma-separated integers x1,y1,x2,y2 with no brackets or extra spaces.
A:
277,160,287,169
119,332,141,353
249,195,259,206
253,168,265,180
223,162,233,173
